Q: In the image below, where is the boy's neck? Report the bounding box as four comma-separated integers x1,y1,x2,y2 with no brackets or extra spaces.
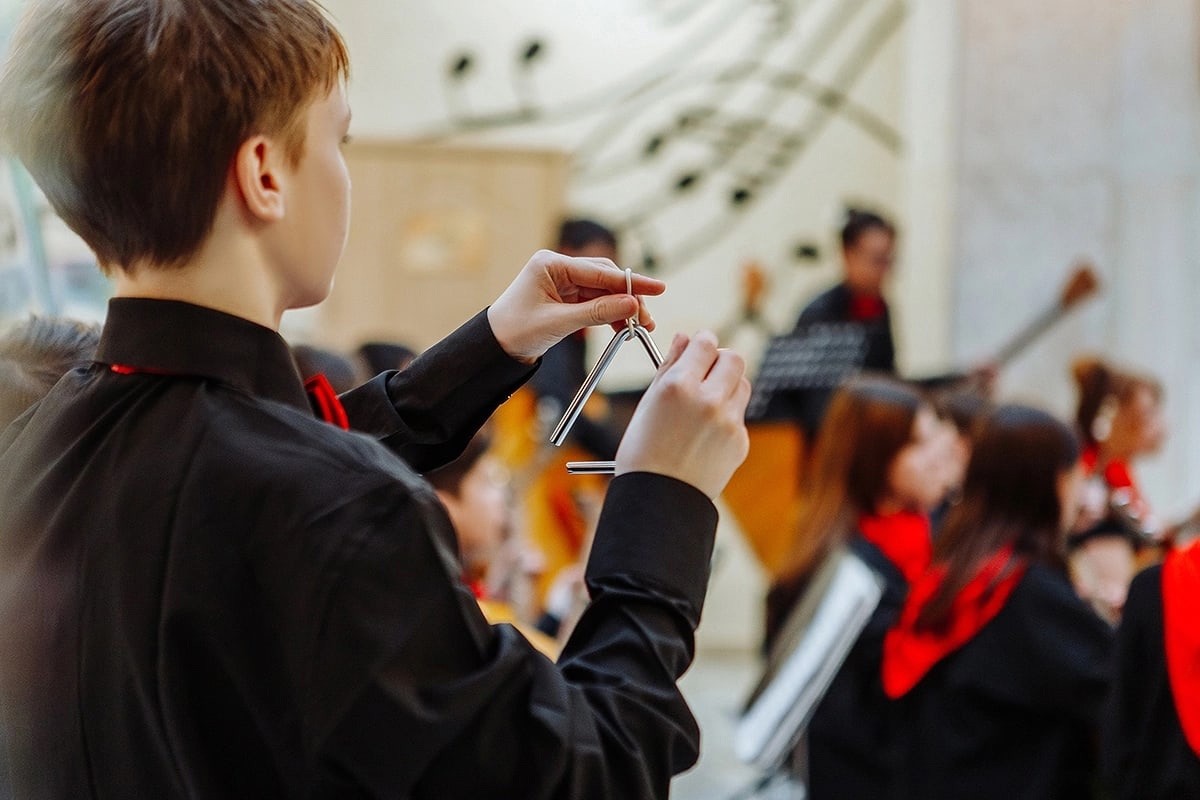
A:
113,207,288,331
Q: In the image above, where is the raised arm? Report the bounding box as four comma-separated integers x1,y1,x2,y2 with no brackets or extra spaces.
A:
311,331,750,798
338,251,665,472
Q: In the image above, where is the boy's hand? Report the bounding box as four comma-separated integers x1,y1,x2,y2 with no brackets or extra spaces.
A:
615,332,751,499
488,250,666,363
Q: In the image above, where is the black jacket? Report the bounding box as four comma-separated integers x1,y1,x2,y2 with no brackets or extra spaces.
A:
0,298,718,799
892,564,1113,800
1102,565,1200,799
804,534,908,800
794,283,896,374
761,284,896,433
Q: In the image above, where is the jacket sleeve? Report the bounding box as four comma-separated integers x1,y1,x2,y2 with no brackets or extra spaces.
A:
304,471,717,800
336,309,537,472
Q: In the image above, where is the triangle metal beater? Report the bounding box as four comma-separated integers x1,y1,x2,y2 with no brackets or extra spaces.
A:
549,269,664,474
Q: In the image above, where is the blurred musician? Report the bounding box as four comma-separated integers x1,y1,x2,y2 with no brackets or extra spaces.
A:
883,406,1113,799
1104,538,1200,797
1069,358,1172,622
778,208,993,436
766,378,946,797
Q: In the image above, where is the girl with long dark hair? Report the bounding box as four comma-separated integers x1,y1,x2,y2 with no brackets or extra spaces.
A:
766,376,946,798
882,405,1113,799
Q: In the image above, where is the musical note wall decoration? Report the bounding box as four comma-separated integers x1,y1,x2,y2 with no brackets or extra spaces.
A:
411,0,904,276
511,38,546,114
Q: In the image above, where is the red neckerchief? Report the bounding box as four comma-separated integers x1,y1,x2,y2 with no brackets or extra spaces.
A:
1081,443,1100,475
858,511,933,584
110,364,176,376
303,374,349,430
1082,444,1138,493
1103,459,1139,497
1163,541,1200,756
112,364,349,431
848,291,886,322
882,544,1025,699
1082,444,1151,523
465,577,486,600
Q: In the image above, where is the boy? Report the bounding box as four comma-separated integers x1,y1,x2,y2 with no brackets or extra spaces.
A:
0,2,751,798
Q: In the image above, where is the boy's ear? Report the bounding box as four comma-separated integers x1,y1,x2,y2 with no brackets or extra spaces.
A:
233,135,286,222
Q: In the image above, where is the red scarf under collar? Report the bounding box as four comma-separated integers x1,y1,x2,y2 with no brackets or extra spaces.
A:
1082,444,1147,509
1081,444,1135,490
858,511,933,585
1163,541,1200,756
111,363,349,431
882,545,1025,699
303,374,349,430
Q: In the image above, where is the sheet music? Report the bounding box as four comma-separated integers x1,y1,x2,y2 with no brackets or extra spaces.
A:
734,548,883,770
746,323,869,419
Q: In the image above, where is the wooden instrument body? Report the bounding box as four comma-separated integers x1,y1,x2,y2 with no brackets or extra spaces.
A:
491,386,606,610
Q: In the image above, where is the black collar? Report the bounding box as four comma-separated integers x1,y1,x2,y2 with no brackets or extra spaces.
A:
95,298,309,413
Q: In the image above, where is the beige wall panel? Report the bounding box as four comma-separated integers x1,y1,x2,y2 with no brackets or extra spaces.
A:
317,142,568,351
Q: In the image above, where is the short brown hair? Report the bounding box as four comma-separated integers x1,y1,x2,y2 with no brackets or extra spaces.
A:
0,0,349,272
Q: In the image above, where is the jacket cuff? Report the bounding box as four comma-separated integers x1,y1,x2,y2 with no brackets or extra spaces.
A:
586,472,718,623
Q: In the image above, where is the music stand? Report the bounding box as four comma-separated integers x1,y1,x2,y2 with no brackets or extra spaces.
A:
733,548,883,790
746,323,869,422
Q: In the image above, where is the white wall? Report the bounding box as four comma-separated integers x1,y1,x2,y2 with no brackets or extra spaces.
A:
895,0,959,376
953,0,1200,518
324,0,920,385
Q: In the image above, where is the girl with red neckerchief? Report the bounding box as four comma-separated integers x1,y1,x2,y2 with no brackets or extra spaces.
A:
882,405,1113,800
764,377,949,798
1068,358,1172,623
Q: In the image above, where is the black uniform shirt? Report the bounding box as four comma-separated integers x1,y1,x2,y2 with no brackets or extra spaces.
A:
0,298,719,799
1103,565,1200,799
793,283,896,374
763,284,896,433
893,563,1113,800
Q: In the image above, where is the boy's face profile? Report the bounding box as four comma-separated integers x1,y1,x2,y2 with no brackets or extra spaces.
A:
268,83,353,310
843,227,894,297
